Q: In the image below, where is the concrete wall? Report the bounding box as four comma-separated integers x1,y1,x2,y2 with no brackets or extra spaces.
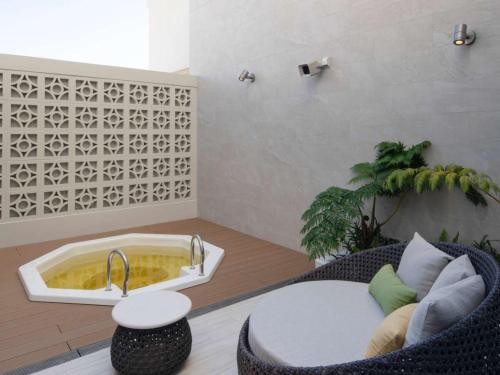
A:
148,0,189,72
190,0,500,252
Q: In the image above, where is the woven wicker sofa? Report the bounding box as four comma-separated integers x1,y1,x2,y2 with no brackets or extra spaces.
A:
237,243,500,374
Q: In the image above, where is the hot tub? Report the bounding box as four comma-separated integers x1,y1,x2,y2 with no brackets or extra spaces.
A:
18,233,224,305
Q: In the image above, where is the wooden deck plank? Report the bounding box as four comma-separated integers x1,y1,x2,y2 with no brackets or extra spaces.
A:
57,309,112,333
0,218,313,371
0,309,107,339
0,342,71,374
66,326,117,351
0,326,64,362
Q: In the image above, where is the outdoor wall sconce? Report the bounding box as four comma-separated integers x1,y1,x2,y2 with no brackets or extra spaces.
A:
238,70,255,82
453,24,476,46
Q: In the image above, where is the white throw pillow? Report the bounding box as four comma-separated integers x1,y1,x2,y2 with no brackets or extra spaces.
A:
429,254,476,293
397,232,453,301
404,275,485,347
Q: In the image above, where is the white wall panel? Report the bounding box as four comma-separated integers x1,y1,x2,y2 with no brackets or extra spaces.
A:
0,55,198,247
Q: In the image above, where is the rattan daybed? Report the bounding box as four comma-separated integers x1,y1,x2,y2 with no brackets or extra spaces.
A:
237,243,500,374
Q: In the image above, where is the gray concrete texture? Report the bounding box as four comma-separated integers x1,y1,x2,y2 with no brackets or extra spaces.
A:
190,0,500,252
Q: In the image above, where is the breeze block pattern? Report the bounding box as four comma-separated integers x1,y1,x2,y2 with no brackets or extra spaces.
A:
0,70,195,221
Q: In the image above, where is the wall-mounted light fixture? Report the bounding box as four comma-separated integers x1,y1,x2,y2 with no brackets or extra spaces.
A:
298,57,331,77
238,70,255,82
453,24,476,46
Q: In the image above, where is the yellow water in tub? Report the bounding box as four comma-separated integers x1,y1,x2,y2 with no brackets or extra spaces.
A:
41,246,195,291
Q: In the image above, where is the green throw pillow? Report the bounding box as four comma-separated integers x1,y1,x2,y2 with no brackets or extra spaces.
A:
369,264,417,316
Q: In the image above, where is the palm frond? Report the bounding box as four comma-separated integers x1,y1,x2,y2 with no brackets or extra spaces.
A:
374,140,431,170
415,169,432,193
445,172,458,190
385,164,499,206
459,175,471,193
429,171,446,191
351,140,431,196
349,162,375,184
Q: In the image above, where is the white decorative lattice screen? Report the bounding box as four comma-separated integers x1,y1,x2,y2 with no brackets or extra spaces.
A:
0,68,195,223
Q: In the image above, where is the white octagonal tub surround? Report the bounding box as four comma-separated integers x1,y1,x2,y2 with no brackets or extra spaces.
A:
18,233,224,305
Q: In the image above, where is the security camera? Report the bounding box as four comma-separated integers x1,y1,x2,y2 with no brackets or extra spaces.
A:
298,57,331,77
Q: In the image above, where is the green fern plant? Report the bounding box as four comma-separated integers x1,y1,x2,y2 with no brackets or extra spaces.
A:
437,230,499,263
438,228,460,243
300,187,363,259
301,140,431,260
473,235,500,262
386,165,500,206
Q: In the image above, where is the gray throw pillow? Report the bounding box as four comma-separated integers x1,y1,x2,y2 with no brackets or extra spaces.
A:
404,275,485,347
429,254,476,293
397,233,453,301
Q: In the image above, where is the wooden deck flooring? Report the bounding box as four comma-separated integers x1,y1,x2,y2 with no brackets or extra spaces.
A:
0,219,313,373
34,293,267,375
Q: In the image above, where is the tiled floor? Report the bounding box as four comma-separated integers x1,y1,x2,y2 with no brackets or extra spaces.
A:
0,218,313,373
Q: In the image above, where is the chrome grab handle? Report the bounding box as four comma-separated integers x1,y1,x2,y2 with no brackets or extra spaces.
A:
105,249,129,297
190,234,205,276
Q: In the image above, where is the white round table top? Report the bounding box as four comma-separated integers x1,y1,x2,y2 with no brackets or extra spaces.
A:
112,290,192,329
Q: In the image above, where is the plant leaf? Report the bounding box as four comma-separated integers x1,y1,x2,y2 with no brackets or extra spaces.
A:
445,172,457,190
438,229,448,242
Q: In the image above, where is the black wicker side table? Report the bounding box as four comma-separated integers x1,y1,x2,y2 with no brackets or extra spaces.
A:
110,290,192,375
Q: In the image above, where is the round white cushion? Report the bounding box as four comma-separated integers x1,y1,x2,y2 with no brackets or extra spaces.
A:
248,280,385,367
